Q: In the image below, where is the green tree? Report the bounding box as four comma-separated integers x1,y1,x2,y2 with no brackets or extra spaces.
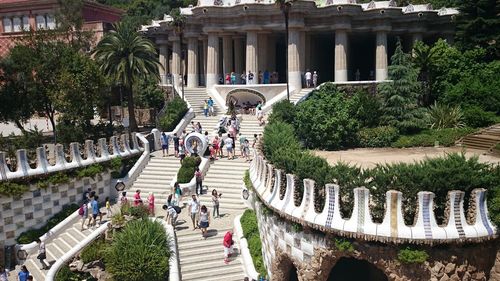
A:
378,40,426,134
93,22,161,132
455,0,500,60
412,41,438,106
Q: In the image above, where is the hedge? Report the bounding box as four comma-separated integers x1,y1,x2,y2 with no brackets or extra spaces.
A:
391,128,477,148
55,264,96,281
177,156,201,183
241,209,266,277
358,126,399,148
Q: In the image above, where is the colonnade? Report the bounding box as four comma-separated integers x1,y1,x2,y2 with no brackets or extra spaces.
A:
156,29,423,90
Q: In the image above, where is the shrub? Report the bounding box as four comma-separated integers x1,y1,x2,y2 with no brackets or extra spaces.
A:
262,121,301,165
427,102,465,129
17,204,79,244
76,164,104,179
55,264,96,281
80,238,109,264
0,182,29,197
462,106,497,128
391,128,476,148
333,238,354,252
358,126,399,148
294,84,360,149
488,166,500,228
268,100,296,125
398,248,429,264
241,209,266,277
176,156,201,183
158,97,188,132
106,220,170,281
129,204,150,219
351,89,384,128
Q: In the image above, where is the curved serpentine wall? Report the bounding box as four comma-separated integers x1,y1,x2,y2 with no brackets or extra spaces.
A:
249,152,497,243
0,133,142,181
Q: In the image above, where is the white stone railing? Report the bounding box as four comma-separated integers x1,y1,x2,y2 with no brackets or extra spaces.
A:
0,133,144,181
249,151,498,243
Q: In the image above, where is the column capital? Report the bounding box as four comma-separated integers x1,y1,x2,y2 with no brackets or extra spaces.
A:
168,35,180,42
373,25,392,33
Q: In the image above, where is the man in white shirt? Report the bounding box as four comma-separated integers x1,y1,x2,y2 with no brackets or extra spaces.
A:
305,70,312,88
188,195,200,229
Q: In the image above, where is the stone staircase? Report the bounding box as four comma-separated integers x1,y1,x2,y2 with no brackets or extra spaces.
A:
176,158,250,281
11,218,104,281
460,124,500,151
126,152,181,205
290,88,314,104
184,88,223,116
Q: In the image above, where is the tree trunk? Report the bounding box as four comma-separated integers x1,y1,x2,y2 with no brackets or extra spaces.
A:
127,85,138,132
14,120,27,134
47,110,56,144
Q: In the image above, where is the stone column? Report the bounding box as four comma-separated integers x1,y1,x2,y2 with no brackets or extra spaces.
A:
234,38,244,75
201,38,208,86
258,33,268,72
187,38,199,88
288,29,302,91
299,31,306,73
375,31,388,81
246,31,258,84
158,41,168,85
222,36,233,75
334,30,348,82
171,38,181,87
206,33,219,89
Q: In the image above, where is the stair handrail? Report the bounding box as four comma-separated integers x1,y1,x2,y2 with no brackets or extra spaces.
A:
45,221,110,281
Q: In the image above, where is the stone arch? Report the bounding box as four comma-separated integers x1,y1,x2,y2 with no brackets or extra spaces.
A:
226,88,266,107
271,247,302,281
327,257,388,281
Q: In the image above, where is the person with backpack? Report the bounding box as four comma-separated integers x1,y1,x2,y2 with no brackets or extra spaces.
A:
195,167,203,195
79,200,88,231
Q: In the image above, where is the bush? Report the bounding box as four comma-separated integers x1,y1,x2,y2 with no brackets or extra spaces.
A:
17,204,79,244
240,209,266,277
176,156,201,183
262,121,301,165
398,248,429,264
333,238,354,252
158,97,188,132
129,204,150,219
55,264,96,281
294,84,360,149
0,182,29,197
268,100,296,125
351,90,384,128
106,219,170,281
76,164,104,179
391,128,476,148
427,102,465,129
462,106,497,128
358,126,399,148
80,238,109,264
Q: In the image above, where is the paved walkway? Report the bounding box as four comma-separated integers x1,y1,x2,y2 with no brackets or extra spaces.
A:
313,146,500,169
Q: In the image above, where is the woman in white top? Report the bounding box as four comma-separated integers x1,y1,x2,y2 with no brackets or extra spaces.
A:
198,205,210,238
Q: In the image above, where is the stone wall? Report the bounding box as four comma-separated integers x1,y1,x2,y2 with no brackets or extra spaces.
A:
254,201,500,281
0,172,112,246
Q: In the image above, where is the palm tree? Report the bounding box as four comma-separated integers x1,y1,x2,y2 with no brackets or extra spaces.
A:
170,8,186,99
275,0,294,101
412,41,437,106
93,22,161,132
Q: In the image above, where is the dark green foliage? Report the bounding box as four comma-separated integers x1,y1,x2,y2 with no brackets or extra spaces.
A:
134,76,165,110
105,220,170,281
489,171,500,228
76,164,105,179
391,128,476,148
37,172,71,189
240,209,266,277
291,222,303,233
350,90,384,128
397,247,429,264
17,204,79,244
268,100,296,125
0,182,29,197
80,238,109,264
333,238,354,252
176,156,201,183
262,121,301,169
129,204,150,219
244,170,252,190
294,84,360,149
379,41,426,134
159,97,188,132
358,126,399,148
55,264,96,281
462,106,497,128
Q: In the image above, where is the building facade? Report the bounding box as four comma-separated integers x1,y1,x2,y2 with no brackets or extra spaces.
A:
0,0,123,57
142,0,458,93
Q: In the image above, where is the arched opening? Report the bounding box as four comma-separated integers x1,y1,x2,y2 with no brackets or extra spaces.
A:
327,257,388,281
226,89,266,114
288,264,299,281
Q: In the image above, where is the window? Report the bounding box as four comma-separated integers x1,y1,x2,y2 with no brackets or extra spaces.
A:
13,17,22,32
46,14,55,29
36,15,46,29
22,16,29,30
2,18,12,33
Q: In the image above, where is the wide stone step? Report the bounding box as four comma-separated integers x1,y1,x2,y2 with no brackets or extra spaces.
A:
183,273,246,281
181,259,243,276
177,243,224,259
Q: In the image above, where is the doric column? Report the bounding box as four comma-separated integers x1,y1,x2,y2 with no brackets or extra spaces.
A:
375,31,388,81
158,40,168,85
187,38,199,88
334,30,348,82
222,36,233,75
288,29,302,91
258,33,268,72
171,38,181,87
206,33,219,89
234,38,244,75
245,31,258,84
